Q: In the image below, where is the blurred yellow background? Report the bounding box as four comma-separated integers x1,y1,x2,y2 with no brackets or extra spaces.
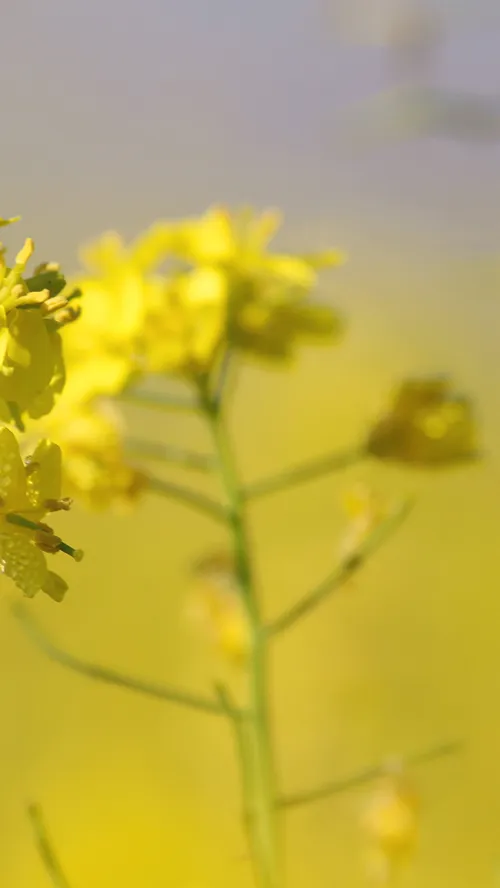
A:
2,0,500,885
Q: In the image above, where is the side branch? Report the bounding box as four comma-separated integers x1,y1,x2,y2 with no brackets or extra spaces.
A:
267,499,413,636
277,740,461,810
146,475,227,524
125,438,214,472
28,803,73,888
119,388,198,412
13,605,227,717
242,447,363,501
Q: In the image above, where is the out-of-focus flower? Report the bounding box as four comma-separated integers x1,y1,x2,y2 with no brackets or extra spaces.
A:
0,426,82,600
366,375,478,466
338,483,388,561
362,765,418,885
68,223,174,399
0,224,80,424
188,550,250,668
142,267,227,379
158,205,345,366
69,208,345,384
25,368,146,512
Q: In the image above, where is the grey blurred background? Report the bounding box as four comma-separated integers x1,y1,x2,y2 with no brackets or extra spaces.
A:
2,0,500,264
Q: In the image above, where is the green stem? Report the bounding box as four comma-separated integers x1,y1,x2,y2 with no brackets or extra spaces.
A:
200,384,282,888
242,446,363,501
27,803,72,888
125,437,214,472
119,388,198,412
277,739,461,810
13,604,228,716
267,499,413,637
146,475,227,524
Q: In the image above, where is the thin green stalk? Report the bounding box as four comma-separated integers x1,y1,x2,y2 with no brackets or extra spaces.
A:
146,475,227,524
119,388,198,412
28,803,72,888
277,740,461,809
13,604,227,716
214,682,258,876
200,383,282,888
242,446,363,501
267,499,413,637
125,437,214,472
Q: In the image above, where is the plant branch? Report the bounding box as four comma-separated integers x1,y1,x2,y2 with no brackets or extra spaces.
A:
13,604,227,717
277,740,461,810
201,384,282,888
119,388,198,412
267,499,413,636
125,437,214,472
146,474,227,524
242,446,364,501
27,803,72,888
212,348,233,409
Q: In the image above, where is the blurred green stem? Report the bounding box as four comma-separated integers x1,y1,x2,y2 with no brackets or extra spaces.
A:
242,445,364,501
146,475,227,523
119,387,198,412
13,604,229,716
277,740,461,809
267,499,413,636
28,803,72,888
200,379,282,888
125,437,214,472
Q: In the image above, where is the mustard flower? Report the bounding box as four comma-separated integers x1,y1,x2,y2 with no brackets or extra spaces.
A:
68,223,175,399
0,426,82,600
366,375,479,466
338,483,387,561
189,551,250,668
362,767,419,885
0,228,80,424
25,365,146,512
142,267,227,378
163,205,346,364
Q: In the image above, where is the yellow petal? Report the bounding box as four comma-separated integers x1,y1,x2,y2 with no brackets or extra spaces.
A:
26,440,62,508
0,529,47,597
41,570,68,602
0,426,29,508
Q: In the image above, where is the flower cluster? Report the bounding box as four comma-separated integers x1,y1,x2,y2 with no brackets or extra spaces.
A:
70,205,346,394
0,215,83,599
0,216,80,426
0,427,82,600
39,205,345,510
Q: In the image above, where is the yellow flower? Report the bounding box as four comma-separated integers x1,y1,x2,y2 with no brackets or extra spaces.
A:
366,375,479,466
69,223,174,398
166,205,346,364
0,228,80,424
338,483,387,561
25,366,146,512
143,267,227,378
362,767,418,885
0,426,82,600
189,551,250,668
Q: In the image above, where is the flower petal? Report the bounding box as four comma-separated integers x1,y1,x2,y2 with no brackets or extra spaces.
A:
0,530,47,597
0,426,29,508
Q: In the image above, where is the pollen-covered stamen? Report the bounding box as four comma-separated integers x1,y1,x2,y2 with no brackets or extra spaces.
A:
33,261,60,275
5,512,83,561
43,497,73,512
40,294,69,316
15,288,50,308
15,238,35,268
52,304,81,326
34,528,62,554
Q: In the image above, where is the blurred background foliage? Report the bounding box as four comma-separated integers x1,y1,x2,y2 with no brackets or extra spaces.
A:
2,0,500,885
